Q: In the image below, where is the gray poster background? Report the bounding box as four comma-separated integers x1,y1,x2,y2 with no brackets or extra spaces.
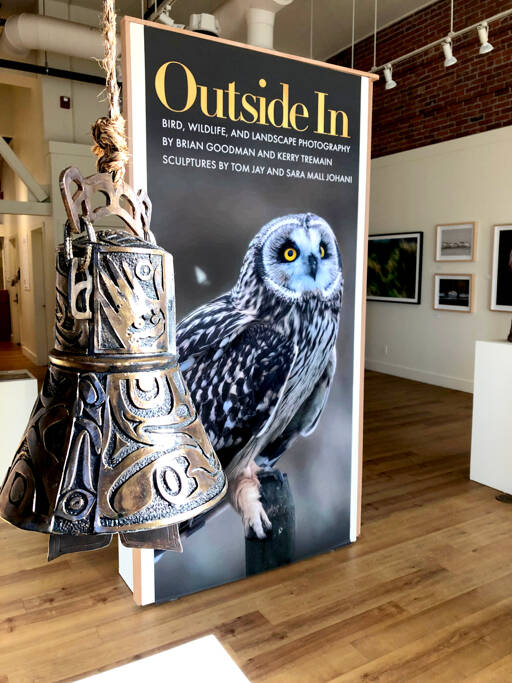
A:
139,26,363,601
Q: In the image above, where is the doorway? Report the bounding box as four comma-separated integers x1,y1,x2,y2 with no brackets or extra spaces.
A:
30,226,49,364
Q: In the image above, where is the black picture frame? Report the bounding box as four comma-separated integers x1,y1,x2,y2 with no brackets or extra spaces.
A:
434,274,474,313
491,225,512,312
367,231,423,304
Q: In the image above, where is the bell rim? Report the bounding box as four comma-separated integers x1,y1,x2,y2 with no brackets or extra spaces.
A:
96,476,228,535
0,477,227,537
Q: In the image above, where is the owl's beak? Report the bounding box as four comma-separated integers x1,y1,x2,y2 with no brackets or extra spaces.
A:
308,254,318,280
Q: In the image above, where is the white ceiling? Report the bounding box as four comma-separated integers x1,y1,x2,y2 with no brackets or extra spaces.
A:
271,0,438,60
0,0,439,61
161,0,439,60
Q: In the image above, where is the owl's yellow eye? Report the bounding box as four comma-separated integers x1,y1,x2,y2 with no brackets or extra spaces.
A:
320,245,326,258
284,247,298,262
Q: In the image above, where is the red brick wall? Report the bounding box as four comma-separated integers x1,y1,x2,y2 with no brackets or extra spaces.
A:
329,0,512,158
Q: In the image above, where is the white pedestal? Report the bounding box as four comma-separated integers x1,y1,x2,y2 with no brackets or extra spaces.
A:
470,341,512,494
0,370,38,482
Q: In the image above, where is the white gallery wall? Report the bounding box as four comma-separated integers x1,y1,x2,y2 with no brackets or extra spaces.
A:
366,125,512,393
0,0,108,362
38,0,108,145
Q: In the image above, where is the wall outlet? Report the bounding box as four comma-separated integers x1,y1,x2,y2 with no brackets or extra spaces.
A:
384,344,389,355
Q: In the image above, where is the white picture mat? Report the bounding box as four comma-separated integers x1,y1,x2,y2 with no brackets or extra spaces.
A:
435,222,476,261
434,274,472,312
367,232,422,303
491,224,512,312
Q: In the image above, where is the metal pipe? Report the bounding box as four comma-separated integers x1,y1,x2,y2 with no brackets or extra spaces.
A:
0,14,106,60
372,7,512,73
214,0,293,46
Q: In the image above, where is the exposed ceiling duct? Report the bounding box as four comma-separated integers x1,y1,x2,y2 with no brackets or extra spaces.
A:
0,1,294,65
214,0,294,50
0,13,107,60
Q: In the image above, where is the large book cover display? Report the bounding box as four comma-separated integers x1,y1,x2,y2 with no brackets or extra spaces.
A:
122,18,374,602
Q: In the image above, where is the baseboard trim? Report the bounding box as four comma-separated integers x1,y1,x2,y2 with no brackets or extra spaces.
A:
21,345,38,365
365,359,474,393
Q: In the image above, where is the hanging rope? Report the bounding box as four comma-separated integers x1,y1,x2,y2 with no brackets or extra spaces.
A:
91,0,129,183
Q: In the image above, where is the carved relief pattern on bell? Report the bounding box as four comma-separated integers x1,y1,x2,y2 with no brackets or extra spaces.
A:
0,364,225,536
54,251,90,352
93,362,225,532
95,250,168,355
0,221,226,541
0,365,81,532
0,169,226,554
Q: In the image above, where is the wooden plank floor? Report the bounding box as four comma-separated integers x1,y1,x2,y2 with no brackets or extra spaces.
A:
0,342,47,386
1,368,510,682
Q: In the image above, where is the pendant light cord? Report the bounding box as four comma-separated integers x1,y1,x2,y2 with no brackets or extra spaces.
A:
351,0,355,68
91,0,129,183
310,0,313,60
372,0,378,70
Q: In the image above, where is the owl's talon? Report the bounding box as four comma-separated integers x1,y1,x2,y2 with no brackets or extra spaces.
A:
243,502,272,539
231,464,272,539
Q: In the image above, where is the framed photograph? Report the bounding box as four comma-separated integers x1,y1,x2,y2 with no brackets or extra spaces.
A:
435,222,476,261
367,232,423,304
491,225,512,311
434,274,474,312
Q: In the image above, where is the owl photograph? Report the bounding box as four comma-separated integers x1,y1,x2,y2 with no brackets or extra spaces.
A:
138,25,366,601
177,213,343,540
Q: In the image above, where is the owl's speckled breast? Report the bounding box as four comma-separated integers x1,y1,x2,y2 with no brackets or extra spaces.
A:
263,295,340,438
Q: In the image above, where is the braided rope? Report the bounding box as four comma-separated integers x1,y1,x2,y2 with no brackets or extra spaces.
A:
91,0,129,183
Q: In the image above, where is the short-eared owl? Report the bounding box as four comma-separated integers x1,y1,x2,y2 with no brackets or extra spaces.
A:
177,213,343,538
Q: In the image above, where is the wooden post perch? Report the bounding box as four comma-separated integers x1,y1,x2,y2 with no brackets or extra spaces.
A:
245,470,295,577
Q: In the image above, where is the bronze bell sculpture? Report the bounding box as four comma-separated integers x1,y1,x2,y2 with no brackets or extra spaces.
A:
0,167,226,559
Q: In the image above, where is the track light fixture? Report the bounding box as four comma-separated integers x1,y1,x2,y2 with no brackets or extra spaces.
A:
157,10,175,26
374,7,511,89
442,38,457,67
383,64,397,90
477,22,494,54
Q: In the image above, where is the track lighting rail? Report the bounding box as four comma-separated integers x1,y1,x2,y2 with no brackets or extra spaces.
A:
371,7,512,74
